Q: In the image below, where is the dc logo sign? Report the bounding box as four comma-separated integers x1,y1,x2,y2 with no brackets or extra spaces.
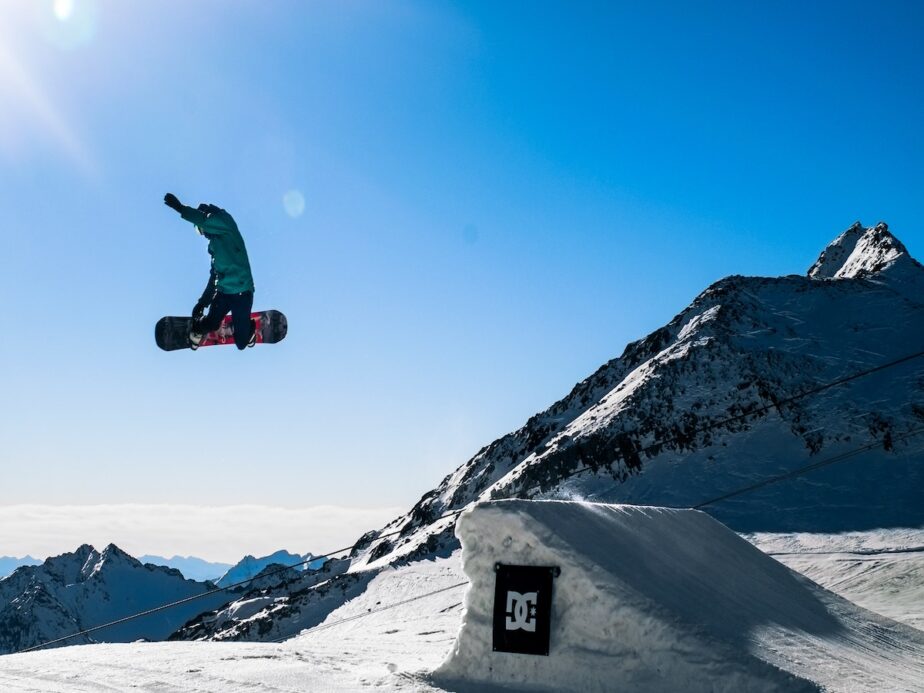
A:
505,591,538,632
493,564,559,656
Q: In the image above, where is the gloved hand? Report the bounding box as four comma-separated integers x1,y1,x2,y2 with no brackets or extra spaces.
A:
164,193,183,212
192,300,209,323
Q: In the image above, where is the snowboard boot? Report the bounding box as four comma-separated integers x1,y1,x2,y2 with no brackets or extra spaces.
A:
247,319,257,348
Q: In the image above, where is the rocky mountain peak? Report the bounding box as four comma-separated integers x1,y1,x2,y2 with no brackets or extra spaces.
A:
84,544,142,579
0,545,231,654
808,221,921,280
99,543,137,563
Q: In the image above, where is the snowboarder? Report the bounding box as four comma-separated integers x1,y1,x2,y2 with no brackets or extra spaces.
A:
163,193,256,350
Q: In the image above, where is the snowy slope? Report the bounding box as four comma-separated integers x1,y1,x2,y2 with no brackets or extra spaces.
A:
747,529,924,631
0,544,231,654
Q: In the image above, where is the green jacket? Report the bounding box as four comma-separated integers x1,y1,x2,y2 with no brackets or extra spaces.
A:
180,204,255,295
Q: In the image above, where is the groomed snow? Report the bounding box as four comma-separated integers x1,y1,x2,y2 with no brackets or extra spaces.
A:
746,529,924,631
1,502,922,692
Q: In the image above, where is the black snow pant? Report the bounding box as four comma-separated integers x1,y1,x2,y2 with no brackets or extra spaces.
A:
196,291,254,350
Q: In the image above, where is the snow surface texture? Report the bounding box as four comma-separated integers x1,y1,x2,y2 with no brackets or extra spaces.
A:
436,500,924,693
747,529,924,631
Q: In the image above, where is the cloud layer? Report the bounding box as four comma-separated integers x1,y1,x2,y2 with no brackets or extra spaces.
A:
0,504,403,563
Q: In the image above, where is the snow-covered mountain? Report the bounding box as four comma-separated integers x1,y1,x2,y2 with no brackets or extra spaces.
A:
216,550,326,588
139,555,232,583
0,556,41,579
0,544,231,654
356,221,924,566
172,557,355,642
178,222,924,642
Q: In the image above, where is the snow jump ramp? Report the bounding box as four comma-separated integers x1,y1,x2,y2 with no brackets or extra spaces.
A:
434,500,924,693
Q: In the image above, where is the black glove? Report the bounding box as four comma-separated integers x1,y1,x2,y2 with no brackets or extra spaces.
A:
193,271,218,323
164,193,183,212
192,300,208,322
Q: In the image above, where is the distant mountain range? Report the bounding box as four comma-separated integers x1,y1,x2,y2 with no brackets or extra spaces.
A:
174,221,924,641
215,550,326,587
138,555,232,583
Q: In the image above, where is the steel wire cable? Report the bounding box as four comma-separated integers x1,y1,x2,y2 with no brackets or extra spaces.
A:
691,426,924,509
521,348,924,494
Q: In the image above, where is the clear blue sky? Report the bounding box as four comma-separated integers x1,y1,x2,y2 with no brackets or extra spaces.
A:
1,1,922,521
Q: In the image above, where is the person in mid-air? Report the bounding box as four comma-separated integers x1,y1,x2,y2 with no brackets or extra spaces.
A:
163,193,256,350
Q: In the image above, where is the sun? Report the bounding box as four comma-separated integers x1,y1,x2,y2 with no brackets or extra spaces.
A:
52,0,74,22
53,0,75,22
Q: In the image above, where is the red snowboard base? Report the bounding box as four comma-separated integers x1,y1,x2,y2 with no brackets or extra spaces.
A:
155,310,287,351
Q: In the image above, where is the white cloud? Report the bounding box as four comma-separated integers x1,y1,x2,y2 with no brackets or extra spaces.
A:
0,504,403,563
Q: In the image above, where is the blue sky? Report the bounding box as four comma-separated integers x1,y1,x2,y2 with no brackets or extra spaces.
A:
1,1,922,558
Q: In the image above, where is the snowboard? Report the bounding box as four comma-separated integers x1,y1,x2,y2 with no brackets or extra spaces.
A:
155,310,288,351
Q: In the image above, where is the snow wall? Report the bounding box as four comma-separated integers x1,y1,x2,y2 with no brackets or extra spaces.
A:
434,500,825,693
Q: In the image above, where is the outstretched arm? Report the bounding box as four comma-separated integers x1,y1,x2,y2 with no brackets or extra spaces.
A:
164,193,232,235
164,192,207,226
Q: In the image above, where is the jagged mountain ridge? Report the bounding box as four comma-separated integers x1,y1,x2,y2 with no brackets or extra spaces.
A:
177,222,924,642
0,544,231,654
356,222,924,565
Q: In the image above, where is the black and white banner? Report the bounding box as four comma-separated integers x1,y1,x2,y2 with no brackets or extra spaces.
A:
492,563,559,656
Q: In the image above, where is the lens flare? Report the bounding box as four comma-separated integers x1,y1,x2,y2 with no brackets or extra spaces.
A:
41,0,98,50
0,38,95,173
283,190,306,218
53,0,74,21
